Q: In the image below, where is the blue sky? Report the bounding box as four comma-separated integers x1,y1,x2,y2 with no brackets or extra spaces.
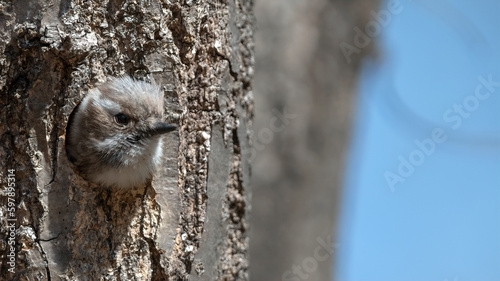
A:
336,1,500,280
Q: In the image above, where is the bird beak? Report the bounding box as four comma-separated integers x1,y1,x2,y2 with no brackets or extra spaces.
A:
149,122,177,136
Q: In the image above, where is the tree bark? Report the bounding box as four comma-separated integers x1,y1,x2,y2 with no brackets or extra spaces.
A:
0,0,254,280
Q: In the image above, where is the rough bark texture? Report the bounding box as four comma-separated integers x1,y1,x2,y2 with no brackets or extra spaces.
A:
0,0,254,280
250,1,379,281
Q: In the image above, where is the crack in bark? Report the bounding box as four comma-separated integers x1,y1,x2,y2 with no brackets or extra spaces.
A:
38,232,61,242
216,52,239,82
141,185,169,281
37,241,53,281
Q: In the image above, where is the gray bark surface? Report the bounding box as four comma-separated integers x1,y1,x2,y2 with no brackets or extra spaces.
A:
0,0,254,280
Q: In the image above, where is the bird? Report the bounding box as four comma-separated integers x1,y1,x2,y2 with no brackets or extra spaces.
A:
65,76,176,188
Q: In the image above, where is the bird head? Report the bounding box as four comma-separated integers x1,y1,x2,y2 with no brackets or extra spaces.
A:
65,76,176,188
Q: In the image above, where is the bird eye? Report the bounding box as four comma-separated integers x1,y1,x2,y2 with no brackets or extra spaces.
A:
114,113,129,125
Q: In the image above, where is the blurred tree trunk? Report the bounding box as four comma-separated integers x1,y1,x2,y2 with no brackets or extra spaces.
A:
250,1,379,281
0,0,253,280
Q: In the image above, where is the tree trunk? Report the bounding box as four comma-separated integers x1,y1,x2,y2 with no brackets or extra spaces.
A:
250,1,379,280
0,0,254,280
